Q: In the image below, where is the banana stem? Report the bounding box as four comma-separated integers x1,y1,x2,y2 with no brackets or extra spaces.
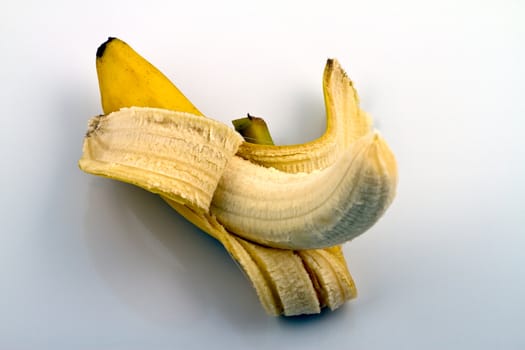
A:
232,114,275,145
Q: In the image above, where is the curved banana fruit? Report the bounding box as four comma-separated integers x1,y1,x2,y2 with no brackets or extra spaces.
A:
211,132,396,249
79,37,398,315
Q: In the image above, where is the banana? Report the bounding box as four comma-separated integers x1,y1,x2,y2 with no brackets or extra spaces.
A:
80,37,397,315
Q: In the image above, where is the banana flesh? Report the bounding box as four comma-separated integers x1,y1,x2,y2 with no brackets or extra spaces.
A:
211,132,396,249
79,37,397,315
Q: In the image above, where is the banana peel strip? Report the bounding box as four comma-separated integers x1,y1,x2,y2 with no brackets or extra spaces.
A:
165,200,356,316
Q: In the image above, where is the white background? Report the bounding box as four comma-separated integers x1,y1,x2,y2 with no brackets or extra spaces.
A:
1,0,524,349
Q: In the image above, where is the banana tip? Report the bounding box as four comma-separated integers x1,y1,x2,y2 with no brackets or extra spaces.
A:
96,37,116,58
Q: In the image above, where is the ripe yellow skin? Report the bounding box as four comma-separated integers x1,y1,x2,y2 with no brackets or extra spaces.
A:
96,37,202,116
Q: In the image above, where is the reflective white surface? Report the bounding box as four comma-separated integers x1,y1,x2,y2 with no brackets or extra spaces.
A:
2,0,524,348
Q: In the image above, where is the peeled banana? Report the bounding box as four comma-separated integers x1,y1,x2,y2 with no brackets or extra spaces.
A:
79,37,398,315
